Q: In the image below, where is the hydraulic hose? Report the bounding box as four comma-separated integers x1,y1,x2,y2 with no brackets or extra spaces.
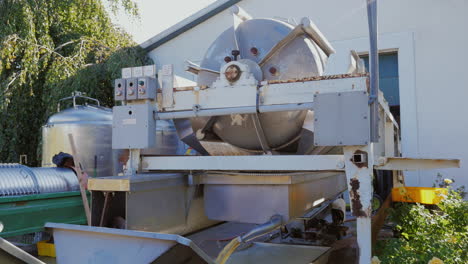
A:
215,215,282,264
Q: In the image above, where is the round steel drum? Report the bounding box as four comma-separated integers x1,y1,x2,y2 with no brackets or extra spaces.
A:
192,18,325,153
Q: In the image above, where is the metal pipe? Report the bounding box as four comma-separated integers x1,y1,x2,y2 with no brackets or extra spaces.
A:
301,18,336,56
156,103,314,120
216,215,283,264
184,60,220,75
259,102,314,113
230,5,252,21
57,92,100,112
156,106,256,119
367,0,379,142
238,214,282,243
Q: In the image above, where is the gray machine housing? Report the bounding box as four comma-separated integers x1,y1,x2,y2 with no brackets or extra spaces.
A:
112,103,156,149
314,91,371,146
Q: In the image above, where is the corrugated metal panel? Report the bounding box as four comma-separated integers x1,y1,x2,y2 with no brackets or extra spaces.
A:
33,168,79,193
0,164,79,196
0,164,39,196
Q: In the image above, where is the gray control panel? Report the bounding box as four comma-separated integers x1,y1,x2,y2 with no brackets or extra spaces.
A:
125,78,138,100
114,79,126,101
314,91,370,146
112,103,156,149
115,65,158,102
137,77,157,100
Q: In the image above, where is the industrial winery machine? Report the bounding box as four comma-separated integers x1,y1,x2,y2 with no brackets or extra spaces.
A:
3,4,459,264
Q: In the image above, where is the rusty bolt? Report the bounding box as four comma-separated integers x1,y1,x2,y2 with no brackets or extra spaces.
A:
269,66,277,75
225,64,241,83
250,47,259,56
231,50,240,60
224,56,232,63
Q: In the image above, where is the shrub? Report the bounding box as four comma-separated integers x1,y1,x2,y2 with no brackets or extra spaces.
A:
378,189,467,264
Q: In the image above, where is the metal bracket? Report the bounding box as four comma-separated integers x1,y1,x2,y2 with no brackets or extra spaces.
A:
252,89,272,155
197,116,218,140
374,157,460,171
251,114,272,155
368,94,378,105
161,64,174,109
351,150,368,168
19,154,27,165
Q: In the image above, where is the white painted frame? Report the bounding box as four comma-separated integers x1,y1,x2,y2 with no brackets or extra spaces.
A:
141,155,345,171
327,32,419,185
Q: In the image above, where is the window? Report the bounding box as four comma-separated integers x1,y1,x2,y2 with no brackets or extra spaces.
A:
362,52,400,123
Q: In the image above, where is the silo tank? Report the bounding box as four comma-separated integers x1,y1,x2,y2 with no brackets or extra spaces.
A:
41,104,119,177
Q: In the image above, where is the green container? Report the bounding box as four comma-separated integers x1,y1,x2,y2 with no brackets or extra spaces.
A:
0,191,88,238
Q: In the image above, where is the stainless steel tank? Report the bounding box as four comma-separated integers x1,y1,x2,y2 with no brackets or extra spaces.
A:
41,93,118,177
42,93,187,177
141,119,187,156
0,164,79,196
178,18,331,155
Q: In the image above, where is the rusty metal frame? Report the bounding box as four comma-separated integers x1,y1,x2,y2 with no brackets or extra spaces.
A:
344,145,375,264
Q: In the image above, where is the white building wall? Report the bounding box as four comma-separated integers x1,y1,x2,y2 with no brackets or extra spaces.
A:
147,0,468,189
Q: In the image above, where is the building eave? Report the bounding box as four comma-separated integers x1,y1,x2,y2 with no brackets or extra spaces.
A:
140,0,242,52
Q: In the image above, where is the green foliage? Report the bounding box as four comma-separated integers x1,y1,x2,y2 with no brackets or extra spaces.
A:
0,0,151,166
433,173,466,199
378,190,468,264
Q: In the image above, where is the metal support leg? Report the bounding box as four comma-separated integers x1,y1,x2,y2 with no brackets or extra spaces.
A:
251,88,273,155
126,149,141,175
344,144,374,264
251,114,272,155
99,192,112,227
201,116,218,134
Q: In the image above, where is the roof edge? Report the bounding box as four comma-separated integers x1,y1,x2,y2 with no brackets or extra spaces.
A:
140,0,242,51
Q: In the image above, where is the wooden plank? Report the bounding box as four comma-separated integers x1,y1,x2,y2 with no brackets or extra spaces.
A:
68,134,92,226
371,194,392,248
88,178,130,192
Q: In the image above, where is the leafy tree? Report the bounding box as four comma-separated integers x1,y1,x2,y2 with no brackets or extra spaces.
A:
0,0,151,166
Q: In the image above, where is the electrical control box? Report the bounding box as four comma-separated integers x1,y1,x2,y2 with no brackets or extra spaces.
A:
114,79,126,101
112,103,156,149
126,78,138,100
137,77,157,100
314,91,370,146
